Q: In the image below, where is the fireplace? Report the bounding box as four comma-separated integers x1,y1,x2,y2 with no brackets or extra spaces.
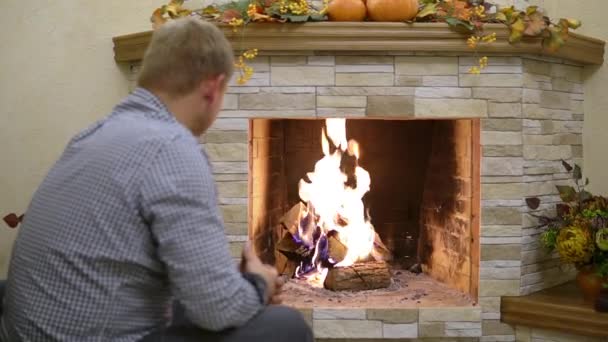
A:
249,117,481,301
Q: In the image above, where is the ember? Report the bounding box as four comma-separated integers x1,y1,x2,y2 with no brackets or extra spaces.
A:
276,118,391,290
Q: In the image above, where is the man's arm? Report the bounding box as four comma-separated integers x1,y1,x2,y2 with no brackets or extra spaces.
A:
139,136,265,331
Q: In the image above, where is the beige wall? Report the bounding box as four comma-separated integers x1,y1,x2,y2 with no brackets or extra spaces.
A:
543,0,608,195
0,0,164,277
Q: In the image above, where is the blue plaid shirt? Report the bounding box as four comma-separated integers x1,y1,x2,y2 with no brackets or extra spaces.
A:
0,88,264,341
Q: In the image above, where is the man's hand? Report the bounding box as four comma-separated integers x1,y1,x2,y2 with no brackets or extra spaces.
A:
240,242,281,304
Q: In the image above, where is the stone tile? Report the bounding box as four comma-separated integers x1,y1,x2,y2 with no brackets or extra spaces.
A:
483,145,523,157
419,307,481,322
314,319,383,338
336,73,394,86
481,244,521,261
220,205,247,222
222,94,239,109
415,87,472,98
473,88,522,102
479,297,501,314
551,64,582,83
481,225,522,237
481,320,515,335
227,86,260,94
460,74,523,87
480,335,516,341
367,96,415,117
229,72,270,86
396,57,458,75
317,87,414,96
523,89,541,104
308,56,335,66
540,90,572,110
239,93,314,110
482,132,522,146
314,308,366,320
336,65,394,73
522,134,554,145
205,143,248,162
459,65,522,74
488,102,522,118
214,174,248,181
317,108,366,117
210,118,249,131
221,110,315,118
480,266,521,280
479,280,520,296
482,157,524,176
395,76,423,86
419,322,446,337
522,104,573,120
259,87,315,94
367,308,418,323
216,181,247,198
460,56,522,66
481,207,522,225
229,241,245,258
482,118,522,131
271,66,334,86
224,222,247,235
297,308,313,329
481,183,524,200
211,161,248,174
383,323,418,338
270,56,307,65
551,78,580,93
335,56,394,65
523,59,551,76
317,96,367,108
422,76,459,86
523,145,572,161
202,131,247,144
415,99,487,117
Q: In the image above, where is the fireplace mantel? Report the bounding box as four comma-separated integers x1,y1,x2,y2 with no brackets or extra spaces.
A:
112,22,605,65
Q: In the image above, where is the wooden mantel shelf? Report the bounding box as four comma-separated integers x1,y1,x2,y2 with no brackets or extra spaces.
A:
113,22,605,65
502,282,608,338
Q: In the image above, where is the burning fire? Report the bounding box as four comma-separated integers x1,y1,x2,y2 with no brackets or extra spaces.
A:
294,118,379,286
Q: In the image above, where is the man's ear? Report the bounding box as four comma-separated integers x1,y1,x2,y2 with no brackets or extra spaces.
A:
200,74,227,101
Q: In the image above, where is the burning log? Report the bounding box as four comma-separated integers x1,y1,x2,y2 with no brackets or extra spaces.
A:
324,261,391,291
327,232,347,264
280,202,306,235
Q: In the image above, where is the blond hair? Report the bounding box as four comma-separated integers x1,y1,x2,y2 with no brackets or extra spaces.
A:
137,17,234,96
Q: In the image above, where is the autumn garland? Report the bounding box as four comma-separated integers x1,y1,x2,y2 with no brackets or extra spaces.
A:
150,0,581,83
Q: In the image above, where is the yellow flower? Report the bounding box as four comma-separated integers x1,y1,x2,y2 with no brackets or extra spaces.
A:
482,32,497,43
243,48,258,59
228,17,244,32
479,56,488,68
468,66,481,74
467,36,480,49
556,226,595,264
474,5,486,18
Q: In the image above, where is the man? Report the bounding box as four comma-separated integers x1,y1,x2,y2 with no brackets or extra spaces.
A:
0,18,313,342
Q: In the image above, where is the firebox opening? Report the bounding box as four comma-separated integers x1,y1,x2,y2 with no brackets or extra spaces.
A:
249,118,480,302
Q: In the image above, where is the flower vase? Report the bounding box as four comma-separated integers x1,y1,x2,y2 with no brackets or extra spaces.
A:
576,267,607,303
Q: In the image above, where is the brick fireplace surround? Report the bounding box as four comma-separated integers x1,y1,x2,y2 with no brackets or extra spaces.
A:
117,22,606,341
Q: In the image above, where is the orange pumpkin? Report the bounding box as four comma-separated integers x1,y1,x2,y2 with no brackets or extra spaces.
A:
366,0,419,22
327,0,367,22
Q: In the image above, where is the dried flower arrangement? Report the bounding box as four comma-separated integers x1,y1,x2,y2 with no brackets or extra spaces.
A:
526,161,608,302
149,0,581,82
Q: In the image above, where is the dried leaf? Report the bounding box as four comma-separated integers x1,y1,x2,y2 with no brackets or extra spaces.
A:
509,17,525,43
499,6,516,22
417,3,438,18
556,185,577,202
573,164,582,180
565,18,582,29
523,11,547,36
445,17,474,31
556,203,570,218
282,14,310,22
221,9,243,23
452,0,472,21
526,197,541,210
585,177,590,186
495,12,507,22
3,213,20,228
561,159,573,172
526,5,538,16
165,0,191,19
543,26,565,52
151,8,168,30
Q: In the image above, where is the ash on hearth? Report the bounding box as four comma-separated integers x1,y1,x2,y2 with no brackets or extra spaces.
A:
274,118,392,291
